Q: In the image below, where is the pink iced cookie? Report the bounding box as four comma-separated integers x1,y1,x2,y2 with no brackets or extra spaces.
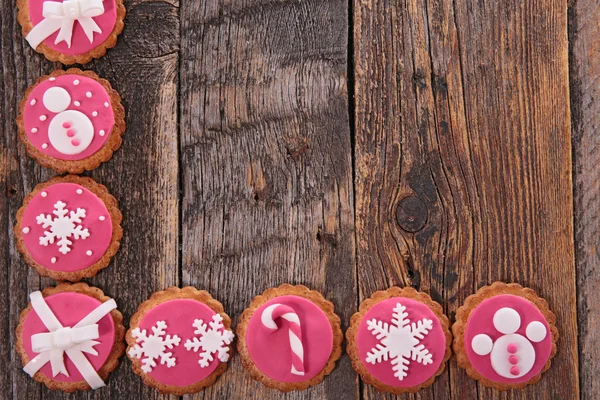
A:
18,0,125,64
237,285,343,391
18,70,125,173
16,175,122,282
16,284,125,391
464,294,553,384
347,288,451,393
126,287,235,395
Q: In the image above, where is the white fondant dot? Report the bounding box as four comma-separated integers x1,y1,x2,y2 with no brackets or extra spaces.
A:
86,92,92,98
493,307,521,334
526,321,547,343
99,130,105,136
73,79,80,85
30,99,36,106
104,102,109,107
49,77,56,81
51,257,57,264
31,128,38,133
99,216,106,221
74,101,81,107
43,86,71,113
42,143,48,149
39,115,47,121
471,334,493,356
41,191,47,197
86,250,92,256
92,111,98,117
76,189,83,194
22,227,30,234
48,110,94,155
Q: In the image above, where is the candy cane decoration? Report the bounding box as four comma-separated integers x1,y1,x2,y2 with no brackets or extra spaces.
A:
261,303,305,376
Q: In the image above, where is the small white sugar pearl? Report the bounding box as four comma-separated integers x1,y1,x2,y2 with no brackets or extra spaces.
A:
74,101,81,106
99,216,106,221
30,99,36,106
51,257,57,264
73,79,80,85
42,143,48,149
86,250,92,256
49,77,56,81
22,227,30,234
92,111,98,117
41,191,47,197
86,92,92,98
31,128,38,133
76,189,83,194
104,102,109,107
39,115,47,121
99,130,105,136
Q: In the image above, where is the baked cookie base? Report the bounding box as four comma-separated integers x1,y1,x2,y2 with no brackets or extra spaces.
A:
452,282,559,390
126,286,233,395
346,286,452,394
15,283,125,392
14,175,123,282
236,284,343,392
16,68,126,174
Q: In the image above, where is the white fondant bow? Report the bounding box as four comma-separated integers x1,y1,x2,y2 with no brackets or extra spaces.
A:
25,0,104,49
23,291,117,389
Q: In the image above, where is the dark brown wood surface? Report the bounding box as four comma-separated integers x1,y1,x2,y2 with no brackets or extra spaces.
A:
0,0,593,399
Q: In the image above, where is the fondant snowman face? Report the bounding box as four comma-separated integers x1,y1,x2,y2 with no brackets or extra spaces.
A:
464,295,553,384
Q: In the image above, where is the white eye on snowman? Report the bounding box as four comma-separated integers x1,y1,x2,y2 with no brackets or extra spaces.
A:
43,86,71,113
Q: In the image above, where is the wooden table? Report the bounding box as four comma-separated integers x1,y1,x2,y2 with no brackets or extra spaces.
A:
1,0,596,398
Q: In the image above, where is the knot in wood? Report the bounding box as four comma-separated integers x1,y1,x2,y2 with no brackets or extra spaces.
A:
396,196,428,233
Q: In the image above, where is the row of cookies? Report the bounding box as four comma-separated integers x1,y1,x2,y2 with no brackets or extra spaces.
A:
17,282,557,394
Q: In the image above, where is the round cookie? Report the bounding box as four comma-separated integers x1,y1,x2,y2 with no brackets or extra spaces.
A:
17,69,125,173
236,284,343,392
17,0,125,64
126,287,235,395
15,283,125,392
452,282,558,390
346,287,451,394
14,175,122,281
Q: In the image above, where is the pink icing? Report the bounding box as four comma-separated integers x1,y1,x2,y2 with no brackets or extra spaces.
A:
28,0,117,55
137,299,226,387
464,294,553,384
21,182,113,272
246,295,334,383
23,74,114,161
21,292,116,382
355,297,446,387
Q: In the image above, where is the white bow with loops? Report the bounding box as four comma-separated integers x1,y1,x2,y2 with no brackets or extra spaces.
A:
26,0,105,49
23,291,117,389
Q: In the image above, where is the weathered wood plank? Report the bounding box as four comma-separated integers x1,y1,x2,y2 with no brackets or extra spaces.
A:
354,0,579,399
569,0,600,398
1,0,180,399
179,1,356,399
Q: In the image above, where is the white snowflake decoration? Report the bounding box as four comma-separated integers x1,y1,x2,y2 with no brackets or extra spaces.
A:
128,321,181,373
366,302,434,380
184,314,234,368
36,200,90,255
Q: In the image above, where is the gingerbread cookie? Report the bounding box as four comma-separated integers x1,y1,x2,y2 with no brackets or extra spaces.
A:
126,287,234,395
346,287,451,394
17,0,125,64
17,69,125,173
15,175,122,281
452,282,558,390
16,283,125,392
236,284,343,392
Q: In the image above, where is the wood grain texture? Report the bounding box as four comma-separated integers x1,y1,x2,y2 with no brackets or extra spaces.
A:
1,0,180,398
179,1,357,399
569,0,600,398
354,0,579,399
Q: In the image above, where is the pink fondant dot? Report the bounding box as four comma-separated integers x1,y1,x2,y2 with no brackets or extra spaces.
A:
62,122,71,129
66,129,76,137
509,355,519,365
510,366,520,376
507,343,518,354
71,139,80,146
